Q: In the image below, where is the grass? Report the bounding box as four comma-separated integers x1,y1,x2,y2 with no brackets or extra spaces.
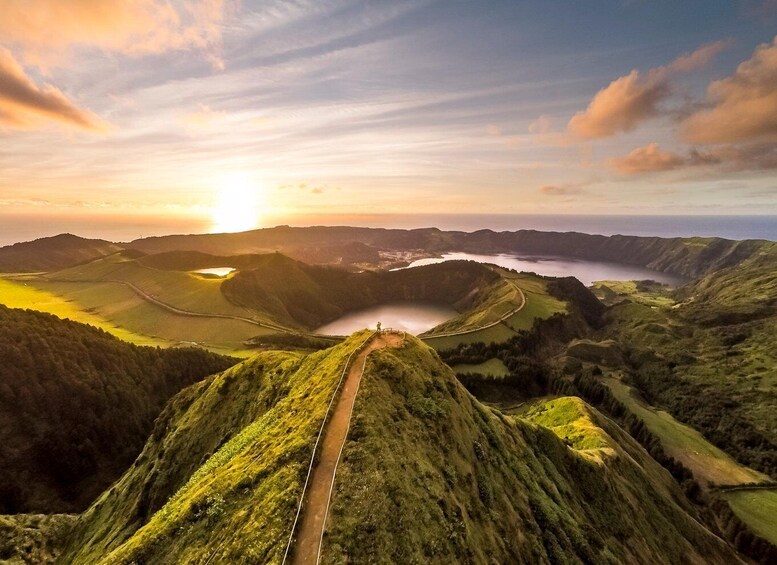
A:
722,488,777,545
428,277,522,332
0,514,78,564
50,253,260,320
603,292,777,478
57,333,739,563
601,375,769,486
523,397,613,453
321,337,738,564
32,279,266,356
590,280,675,308
423,273,566,349
61,332,374,564
0,277,168,347
452,358,509,377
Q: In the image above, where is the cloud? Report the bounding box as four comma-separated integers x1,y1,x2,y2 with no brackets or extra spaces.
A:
0,48,107,131
567,41,731,140
278,182,327,194
567,70,668,139
701,143,777,170
181,104,226,130
538,184,584,196
610,142,777,174
528,115,552,135
486,124,502,136
681,36,777,144
0,0,233,69
610,143,686,173
666,40,733,73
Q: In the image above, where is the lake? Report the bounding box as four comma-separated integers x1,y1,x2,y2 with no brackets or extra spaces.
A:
316,251,683,335
403,252,684,287
192,267,235,277
314,301,458,336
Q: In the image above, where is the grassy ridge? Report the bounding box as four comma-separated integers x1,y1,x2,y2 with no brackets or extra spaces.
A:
0,234,121,273
61,332,372,564
524,397,613,453
423,274,566,349
322,338,737,564
50,253,256,319
600,288,777,478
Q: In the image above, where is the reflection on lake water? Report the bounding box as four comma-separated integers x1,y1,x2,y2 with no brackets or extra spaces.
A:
315,301,458,336
192,267,235,277
403,252,684,287
315,251,684,336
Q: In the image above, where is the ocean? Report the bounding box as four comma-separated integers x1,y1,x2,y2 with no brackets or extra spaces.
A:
1,213,777,247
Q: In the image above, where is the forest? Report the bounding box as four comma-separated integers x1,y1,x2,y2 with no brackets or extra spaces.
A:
0,305,236,513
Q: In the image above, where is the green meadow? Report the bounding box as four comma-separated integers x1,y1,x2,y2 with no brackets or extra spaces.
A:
0,277,168,347
722,488,777,545
602,375,768,486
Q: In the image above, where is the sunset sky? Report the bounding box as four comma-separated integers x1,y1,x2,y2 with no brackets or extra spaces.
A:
1,0,776,239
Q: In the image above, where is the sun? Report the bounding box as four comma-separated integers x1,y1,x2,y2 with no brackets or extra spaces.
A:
210,174,264,233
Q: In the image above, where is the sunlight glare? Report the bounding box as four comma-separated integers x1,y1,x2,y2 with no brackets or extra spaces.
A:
210,174,264,233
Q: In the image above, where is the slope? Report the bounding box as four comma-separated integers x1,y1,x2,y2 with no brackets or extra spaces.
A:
223,256,522,331
59,333,739,564
321,339,738,564
0,234,122,273
0,306,236,514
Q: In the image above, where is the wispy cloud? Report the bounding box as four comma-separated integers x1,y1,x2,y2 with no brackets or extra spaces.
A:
0,0,233,70
611,142,777,174
538,184,585,196
0,48,107,131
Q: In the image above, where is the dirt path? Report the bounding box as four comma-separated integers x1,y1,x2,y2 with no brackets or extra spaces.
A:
44,276,345,339
422,278,526,338
290,332,404,565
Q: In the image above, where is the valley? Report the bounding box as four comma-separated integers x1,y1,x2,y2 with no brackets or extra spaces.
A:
5,7,776,563
0,226,776,564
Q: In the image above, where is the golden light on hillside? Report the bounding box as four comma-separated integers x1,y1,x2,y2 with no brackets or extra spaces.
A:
210,174,264,233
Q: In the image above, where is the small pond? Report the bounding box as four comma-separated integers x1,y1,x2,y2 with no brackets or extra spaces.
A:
192,267,236,277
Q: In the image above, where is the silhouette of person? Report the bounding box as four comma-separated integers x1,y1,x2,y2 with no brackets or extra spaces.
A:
376,321,382,332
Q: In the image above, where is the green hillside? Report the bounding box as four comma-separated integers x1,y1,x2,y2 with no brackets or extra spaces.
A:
55,333,738,564
60,332,373,564
322,340,736,564
0,234,121,273
0,306,236,514
222,256,518,330
597,263,777,480
124,225,774,278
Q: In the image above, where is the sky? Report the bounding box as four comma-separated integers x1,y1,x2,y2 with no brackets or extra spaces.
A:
1,0,777,239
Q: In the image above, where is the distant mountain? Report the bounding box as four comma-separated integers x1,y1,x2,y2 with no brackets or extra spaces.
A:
125,225,776,278
5,227,774,278
59,333,738,564
0,306,236,513
0,234,122,273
